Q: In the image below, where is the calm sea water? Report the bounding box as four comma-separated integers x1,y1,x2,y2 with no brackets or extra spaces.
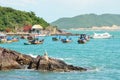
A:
0,30,120,80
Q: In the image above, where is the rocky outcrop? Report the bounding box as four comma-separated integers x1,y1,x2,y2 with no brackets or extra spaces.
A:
0,47,87,72
0,47,34,70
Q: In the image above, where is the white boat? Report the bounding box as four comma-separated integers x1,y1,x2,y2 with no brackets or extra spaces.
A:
92,32,112,39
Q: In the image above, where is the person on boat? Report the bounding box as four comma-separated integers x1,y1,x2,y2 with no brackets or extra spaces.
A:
34,38,40,44
80,34,83,39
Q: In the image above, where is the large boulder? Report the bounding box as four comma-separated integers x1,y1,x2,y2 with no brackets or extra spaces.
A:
0,47,34,70
0,47,87,72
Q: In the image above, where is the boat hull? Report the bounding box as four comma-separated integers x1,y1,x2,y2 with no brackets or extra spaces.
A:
77,39,86,44
92,32,112,39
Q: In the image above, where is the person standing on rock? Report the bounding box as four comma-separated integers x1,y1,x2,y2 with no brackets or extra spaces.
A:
43,51,49,61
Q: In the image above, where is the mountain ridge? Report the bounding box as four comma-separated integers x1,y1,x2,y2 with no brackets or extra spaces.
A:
51,14,120,29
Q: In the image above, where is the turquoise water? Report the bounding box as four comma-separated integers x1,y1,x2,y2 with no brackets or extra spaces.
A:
0,30,120,80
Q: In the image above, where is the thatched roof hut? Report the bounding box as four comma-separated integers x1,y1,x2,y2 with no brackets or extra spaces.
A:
32,25,43,30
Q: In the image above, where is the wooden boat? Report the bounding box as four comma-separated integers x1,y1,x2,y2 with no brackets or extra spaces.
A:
24,42,32,45
27,36,33,40
61,38,72,43
52,35,61,41
24,39,44,45
77,39,87,44
32,39,44,44
11,38,19,42
52,37,59,41
77,34,89,44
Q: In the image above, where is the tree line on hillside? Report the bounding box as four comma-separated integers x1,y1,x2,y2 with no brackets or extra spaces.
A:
51,14,120,29
0,6,49,32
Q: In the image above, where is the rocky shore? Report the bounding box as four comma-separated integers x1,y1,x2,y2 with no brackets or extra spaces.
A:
0,47,87,72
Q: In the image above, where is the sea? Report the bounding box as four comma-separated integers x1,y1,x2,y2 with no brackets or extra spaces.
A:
0,30,120,80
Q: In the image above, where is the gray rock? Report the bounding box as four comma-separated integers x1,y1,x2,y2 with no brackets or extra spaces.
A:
0,47,87,72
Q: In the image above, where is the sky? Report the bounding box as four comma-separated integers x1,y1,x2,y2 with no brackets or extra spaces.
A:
0,0,120,23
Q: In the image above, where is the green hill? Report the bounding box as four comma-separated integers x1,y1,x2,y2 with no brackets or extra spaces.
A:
51,14,120,29
0,6,49,31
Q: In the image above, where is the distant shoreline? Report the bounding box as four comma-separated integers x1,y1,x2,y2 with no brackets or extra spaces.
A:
69,25,120,31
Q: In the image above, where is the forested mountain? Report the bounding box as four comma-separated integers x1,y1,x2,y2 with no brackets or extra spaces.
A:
51,14,120,29
0,6,49,31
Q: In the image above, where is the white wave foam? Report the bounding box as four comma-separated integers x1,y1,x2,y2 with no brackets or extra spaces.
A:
64,58,72,60
94,67,101,72
28,54,37,58
57,58,64,60
87,66,104,72
57,57,72,61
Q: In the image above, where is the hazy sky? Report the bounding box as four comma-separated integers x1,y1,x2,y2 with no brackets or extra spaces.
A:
0,0,120,22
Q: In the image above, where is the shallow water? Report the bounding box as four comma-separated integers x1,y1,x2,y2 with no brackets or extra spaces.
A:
0,30,120,80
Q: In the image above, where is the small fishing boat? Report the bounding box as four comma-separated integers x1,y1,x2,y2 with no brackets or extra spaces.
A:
77,34,89,44
24,39,44,45
6,36,19,42
11,38,19,42
0,34,18,43
61,38,72,43
52,37,59,41
92,32,112,39
31,39,44,44
77,39,87,44
52,35,61,41
27,36,33,40
24,42,32,45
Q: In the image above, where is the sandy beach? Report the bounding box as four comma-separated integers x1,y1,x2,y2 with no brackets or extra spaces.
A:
70,25,120,31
